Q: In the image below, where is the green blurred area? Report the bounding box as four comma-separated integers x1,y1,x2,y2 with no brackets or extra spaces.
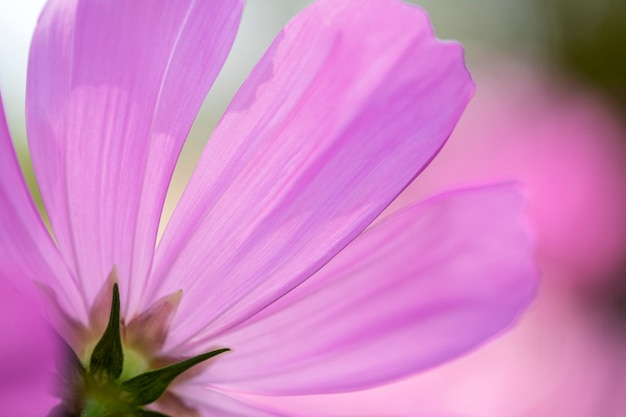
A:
410,0,626,115
543,0,626,112
14,142,49,226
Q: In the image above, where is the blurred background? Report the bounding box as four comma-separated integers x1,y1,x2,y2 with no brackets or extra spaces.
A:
1,1,625,416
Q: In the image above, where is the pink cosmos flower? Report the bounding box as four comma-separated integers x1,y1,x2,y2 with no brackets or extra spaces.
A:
1,1,537,416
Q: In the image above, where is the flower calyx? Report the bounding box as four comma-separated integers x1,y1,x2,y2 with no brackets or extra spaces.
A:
51,283,229,417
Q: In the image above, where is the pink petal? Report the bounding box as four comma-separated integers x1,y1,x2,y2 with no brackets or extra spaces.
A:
0,278,60,416
198,185,537,395
402,63,626,285
171,387,308,417
26,0,243,315
151,0,474,348
0,94,83,320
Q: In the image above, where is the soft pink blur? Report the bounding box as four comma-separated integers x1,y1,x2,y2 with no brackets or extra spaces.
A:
380,61,626,417
395,62,626,286
244,62,626,416
0,279,60,416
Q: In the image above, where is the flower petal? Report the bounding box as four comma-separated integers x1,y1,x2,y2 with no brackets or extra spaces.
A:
151,0,474,348
200,184,537,394
171,387,307,417
26,0,243,314
0,94,83,319
0,278,60,417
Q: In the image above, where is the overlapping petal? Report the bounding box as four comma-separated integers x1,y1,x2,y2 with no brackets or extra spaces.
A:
173,387,306,417
26,0,244,315
195,184,537,395
0,95,82,319
0,278,59,417
151,0,474,349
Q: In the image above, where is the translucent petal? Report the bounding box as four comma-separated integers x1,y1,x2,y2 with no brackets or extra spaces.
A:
152,0,474,348
201,185,537,394
26,0,244,315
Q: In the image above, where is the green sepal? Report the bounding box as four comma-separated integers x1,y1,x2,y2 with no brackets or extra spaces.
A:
121,348,230,406
50,282,231,416
89,283,123,380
